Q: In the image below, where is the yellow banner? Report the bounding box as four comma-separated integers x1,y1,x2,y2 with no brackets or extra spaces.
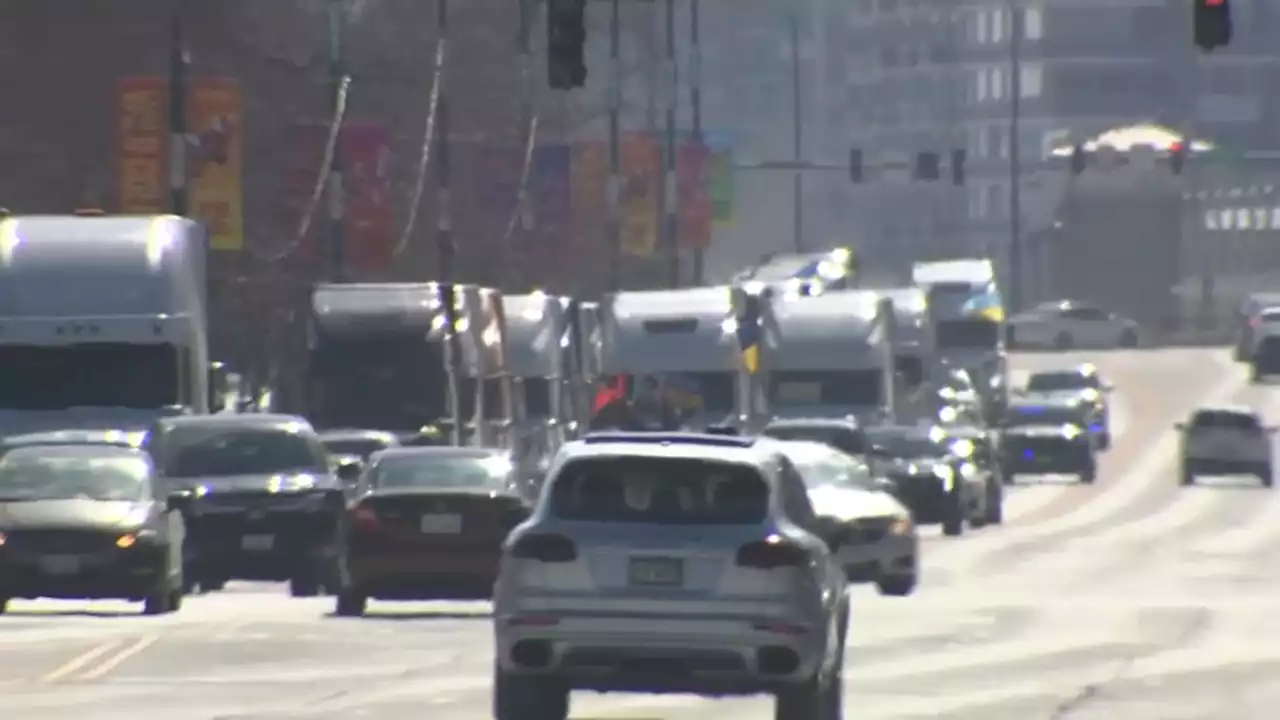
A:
187,78,244,251
620,132,660,257
116,77,167,214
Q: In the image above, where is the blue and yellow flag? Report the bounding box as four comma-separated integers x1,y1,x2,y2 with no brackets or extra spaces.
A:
963,289,1005,323
737,296,763,374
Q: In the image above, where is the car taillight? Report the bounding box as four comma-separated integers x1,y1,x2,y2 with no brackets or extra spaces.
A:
736,536,810,569
351,505,379,532
510,533,577,563
1251,317,1262,328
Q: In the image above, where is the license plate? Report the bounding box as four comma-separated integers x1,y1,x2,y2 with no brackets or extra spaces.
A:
628,557,683,587
420,513,463,534
39,555,82,575
241,534,274,551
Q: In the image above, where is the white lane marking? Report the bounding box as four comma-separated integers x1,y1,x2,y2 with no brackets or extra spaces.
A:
1054,488,1233,554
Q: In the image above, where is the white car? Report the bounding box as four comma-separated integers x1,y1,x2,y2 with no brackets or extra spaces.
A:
1176,407,1274,487
1007,300,1139,350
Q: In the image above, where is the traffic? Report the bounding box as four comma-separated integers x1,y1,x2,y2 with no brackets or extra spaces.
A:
1,213,1277,718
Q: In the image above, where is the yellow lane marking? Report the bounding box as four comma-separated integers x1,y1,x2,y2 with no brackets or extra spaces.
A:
78,634,160,681
39,632,161,683
40,639,129,683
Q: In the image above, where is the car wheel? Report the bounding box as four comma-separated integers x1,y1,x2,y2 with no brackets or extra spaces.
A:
142,582,174,615
1260,465,1273,488
942,482,965,536
1054,332,1073,350
1079,462,1097,485
167,587,184,613
1098,431,1112,451
1252,363,1265,383
289,575,322,598
876,573,917,597
1119,329,1138,348
334,590,367,617
985,482,1004,525
0,598,9,615
493,663,569,720
1181,464,1196,486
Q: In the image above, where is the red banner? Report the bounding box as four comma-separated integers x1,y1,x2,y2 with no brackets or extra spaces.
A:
116,77,167,214
677,139,712,250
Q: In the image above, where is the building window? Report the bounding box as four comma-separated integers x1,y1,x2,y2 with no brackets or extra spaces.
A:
976,68,988,102
1023,5,1044,40
990,7,1005,43
991,67,1005,100
975,9,987,44
1020,62,1043,98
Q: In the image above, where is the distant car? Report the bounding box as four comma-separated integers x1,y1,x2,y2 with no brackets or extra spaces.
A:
762,418,866,456
492,431,849,720
774,440,918,596
1247,307,1280,382
1236,293,1280,362
1016,365,1113,449
863,425,998,536
317,429,400,461
0,445,185,615
1007,300,1139,350
335,447,528,616
146,414,347,596
0,429,147,457
1000,398,1098,483
1177,407,1274,487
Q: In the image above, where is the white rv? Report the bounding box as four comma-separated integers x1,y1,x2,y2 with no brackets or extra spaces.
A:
0,215,208,433
764,289,898,423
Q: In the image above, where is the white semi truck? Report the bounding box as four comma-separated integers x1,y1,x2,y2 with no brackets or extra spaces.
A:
0,215,209,434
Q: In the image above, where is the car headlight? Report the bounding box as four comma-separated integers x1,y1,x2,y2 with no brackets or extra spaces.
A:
932,464,954,490
1061,424,1083,439
938,405,959,423
888,516,913,535
938,386,958,400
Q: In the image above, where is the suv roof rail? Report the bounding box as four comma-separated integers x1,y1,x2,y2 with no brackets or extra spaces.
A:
582,432,757,448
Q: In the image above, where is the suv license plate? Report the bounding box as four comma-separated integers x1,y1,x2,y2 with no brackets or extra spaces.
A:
420,513,463,534
629,557,683,587
39,555,82,575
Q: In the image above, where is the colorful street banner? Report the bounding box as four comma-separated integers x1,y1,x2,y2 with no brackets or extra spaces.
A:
620,132,660,257
531,144,572,255
570,140,607,255
284,122,328,257
677,137,711,250
705,130,734,227
340,123,395,273
187,77,244,251
116,77,167,214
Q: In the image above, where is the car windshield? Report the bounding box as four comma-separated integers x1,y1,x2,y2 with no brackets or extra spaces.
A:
163,426,325,478
550,456,769,525
0,453,149,502
763,425,865,455
322,438,394,461
1191,411,1261,431
371,454,512,491
785,449,876,490
866,432,949,458
1006,406,1082,426
1027,372,1093,391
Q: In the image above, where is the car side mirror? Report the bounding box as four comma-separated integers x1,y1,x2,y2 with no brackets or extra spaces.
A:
1174,422,1186,431
335,460,364,484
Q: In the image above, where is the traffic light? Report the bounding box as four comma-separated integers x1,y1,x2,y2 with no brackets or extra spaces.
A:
951,149,966,186
547,0,587,89
1193,0,1232,52
914,151,940,181
849,148,863,183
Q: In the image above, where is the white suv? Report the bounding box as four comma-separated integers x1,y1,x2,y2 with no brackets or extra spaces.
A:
1177,407,1274,487
491,432,850,720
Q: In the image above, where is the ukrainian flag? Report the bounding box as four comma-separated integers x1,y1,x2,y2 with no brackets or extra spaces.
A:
963,289,1005,323
736,298,762,375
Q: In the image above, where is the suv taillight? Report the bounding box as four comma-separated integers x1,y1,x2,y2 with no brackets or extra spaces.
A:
510,533,578,563
735,537,809,569
350,505,379,533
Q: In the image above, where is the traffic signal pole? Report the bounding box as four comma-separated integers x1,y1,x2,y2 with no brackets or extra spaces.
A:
1007,3,1023,313
662,0,680,287
167,0,189,218
789,11,803,254
607,0,622,290
689,0,705,284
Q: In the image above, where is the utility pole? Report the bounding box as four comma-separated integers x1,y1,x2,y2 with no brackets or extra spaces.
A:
326,0,349,282
167,0,189,217
517,0,534,290
1007,3,1023,312
689,0,704,284
789,11,804,253
436,0,463,444
607,0,622,290
662,0,680,287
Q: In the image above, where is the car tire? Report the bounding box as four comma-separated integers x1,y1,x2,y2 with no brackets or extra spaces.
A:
289,575,322,598
984,481,1003,525
0,598,9,615
1181,464,1196,486
1259,465,1273,488
493,664,569,720
334,590,367,617
1099,431,1112,451
876,573,917,597
774,609,845,720
1119,329,1138,348
1054,332,1073,350
1079,462,1097,485
142,582,174,616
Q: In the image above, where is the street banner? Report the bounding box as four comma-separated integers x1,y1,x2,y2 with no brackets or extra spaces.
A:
677,137,711,250
620,132,660,256
187,77,244,251
116,77,167,214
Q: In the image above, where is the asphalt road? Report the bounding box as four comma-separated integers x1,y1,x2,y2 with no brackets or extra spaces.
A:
5,348,1280,719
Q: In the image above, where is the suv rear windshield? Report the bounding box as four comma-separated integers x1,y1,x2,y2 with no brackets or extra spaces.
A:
550,456,769,525
1191,411,1261,431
